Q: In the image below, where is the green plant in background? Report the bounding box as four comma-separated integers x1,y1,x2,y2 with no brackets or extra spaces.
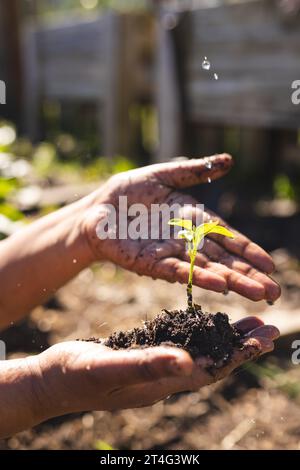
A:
94,439,115,451
0,178,18,201
168,219,235,309
246,361,300,401
0,122,17,151
0,203,23,222
31,0,149,17
273,174,296,201
32,142,58,177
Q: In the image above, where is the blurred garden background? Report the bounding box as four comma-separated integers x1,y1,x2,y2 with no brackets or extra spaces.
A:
1,0,300,450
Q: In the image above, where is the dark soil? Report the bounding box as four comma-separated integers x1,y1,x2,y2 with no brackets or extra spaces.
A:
101,305,244,365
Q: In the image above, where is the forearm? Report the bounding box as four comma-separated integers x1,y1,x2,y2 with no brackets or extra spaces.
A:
0,195,96,329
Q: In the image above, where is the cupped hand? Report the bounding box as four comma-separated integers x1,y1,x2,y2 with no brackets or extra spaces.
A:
35,317,279,419
85,154,280,302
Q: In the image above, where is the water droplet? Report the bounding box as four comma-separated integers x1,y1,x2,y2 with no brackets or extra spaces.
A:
205,159,212,169
73,258,77,264
202,57,211,71
207,177,211,183
62,366,66,374
86,365,91,371
214,73,219,80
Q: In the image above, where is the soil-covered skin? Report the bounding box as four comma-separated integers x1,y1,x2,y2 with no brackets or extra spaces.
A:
3,259,299,450
101,305,244,365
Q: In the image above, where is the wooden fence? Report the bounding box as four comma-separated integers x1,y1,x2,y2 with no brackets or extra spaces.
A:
6,0,300,169
22,12,155,156
157,0,300,169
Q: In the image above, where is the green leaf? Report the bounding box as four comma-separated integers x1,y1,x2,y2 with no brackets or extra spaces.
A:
208,225,235,239
168,218,193,231
94,440,115,451
194,221,219,249
194,221,234,250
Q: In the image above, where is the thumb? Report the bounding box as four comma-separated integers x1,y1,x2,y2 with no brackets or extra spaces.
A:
152,153,233,189
105,346,194,387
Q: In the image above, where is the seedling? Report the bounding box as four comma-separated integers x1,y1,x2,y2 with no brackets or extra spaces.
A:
101,221,245,365
168,218,235,308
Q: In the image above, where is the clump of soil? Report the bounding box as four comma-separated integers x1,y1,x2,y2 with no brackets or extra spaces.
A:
102,305,244,365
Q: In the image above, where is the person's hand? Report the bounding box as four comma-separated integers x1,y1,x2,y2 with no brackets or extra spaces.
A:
0,316,279,438
84,154,280,302
30,316,279,424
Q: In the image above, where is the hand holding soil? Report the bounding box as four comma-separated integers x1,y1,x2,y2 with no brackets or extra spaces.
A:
22,316,277,432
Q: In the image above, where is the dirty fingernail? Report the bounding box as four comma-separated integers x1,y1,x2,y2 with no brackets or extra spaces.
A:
246,336,274,353
246,325,280,341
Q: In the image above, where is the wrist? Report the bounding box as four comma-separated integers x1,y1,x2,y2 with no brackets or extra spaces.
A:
65,194,100,267
25,348,74,423
0,355,53,437
32,344,86,420
79,187,113,263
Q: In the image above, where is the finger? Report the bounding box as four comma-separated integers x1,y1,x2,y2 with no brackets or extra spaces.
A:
98,346,194,388
152,154,233,189
104,373,208,410
140,335,273,394
245,324,280,340
202,238,281,301
240,335,275,357
209,264,265,301
150,257,227,292
182,251,266,301
107,332,278,408
204,211,275,274
233,316,265,334
143,334,276,395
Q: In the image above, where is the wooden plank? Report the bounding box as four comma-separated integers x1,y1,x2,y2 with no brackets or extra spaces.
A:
42,60,107,100
36,16,107,101
101,12,120,157
21,12,155,157
22,22,41,141
156,17,183,161
181,0,300,129
36,18,106,57
0,0,22,125
21,14,115,146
